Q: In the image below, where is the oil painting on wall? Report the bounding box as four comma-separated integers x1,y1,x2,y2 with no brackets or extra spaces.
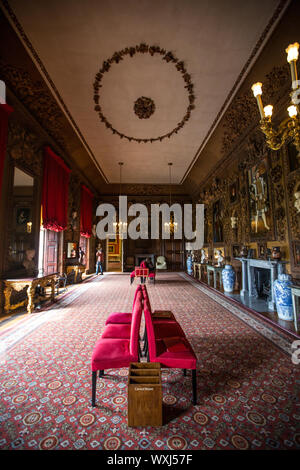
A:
248,159,272,238
213,200,224,243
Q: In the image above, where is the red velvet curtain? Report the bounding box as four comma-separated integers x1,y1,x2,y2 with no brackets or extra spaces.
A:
80,184,93,238
0,104,13,197
42,146,71,231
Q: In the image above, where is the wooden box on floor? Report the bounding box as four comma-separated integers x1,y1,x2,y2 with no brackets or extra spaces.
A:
127,362,162,427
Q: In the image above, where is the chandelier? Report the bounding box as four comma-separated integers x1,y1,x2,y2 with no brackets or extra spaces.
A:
164,162,178,235
113,162,127,236
251,42,300,160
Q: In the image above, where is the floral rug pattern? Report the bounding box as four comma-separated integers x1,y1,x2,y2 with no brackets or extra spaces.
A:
0,272,299,450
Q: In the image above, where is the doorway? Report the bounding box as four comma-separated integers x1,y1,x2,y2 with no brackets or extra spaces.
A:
38,227,60,276
106,235,122,272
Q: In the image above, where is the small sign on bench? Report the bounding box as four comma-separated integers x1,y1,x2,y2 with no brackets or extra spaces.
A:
128,362,162,427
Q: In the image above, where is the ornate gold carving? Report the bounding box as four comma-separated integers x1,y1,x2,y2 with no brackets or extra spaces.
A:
221,65,290,157
0,60,66,149
7,122,42,176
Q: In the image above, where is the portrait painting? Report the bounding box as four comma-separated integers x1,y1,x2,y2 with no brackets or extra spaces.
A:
258,242,267,259
231,244,240,259
108,245,115,254
212,200,223,243
293,241,300,266
16,207,30,226
229,180,238,204
67,242,77,258
248,159,272,237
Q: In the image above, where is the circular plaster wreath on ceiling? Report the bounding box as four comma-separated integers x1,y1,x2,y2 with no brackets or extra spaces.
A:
134,96,155,119
93,43,195,143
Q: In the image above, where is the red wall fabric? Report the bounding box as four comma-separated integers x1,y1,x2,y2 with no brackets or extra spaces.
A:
42,146,71,231
0,104,13,197
80,184,93,238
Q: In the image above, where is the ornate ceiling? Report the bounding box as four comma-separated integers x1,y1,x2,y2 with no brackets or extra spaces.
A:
1,0,289,185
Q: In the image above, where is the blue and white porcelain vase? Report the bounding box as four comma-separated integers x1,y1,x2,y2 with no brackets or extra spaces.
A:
273,274,293,321
222,264,236,293
187,255,193,275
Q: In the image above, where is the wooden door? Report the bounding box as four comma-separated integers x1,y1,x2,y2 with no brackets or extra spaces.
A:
44,230,58,275
163,239,184,271
173,239,184,271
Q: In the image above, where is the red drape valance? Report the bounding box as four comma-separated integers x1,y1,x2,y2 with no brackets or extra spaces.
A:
42,146,71,231
0,104,13,197
80,184,93,238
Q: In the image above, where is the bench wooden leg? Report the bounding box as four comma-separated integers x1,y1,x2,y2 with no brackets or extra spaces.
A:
92,371,97,407
192,369,197,405
99,370,104,377
183,369,187,376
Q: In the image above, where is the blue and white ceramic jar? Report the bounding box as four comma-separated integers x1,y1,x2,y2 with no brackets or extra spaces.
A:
222,264,236,293
186,255,193,275
273,274,293,321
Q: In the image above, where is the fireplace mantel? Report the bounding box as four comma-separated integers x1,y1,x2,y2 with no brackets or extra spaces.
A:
235,258,288,311
135,253,155,266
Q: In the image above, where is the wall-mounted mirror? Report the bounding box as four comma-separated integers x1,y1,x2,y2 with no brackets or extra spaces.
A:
7,166,36,277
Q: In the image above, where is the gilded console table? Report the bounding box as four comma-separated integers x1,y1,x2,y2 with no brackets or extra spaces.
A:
206,265,223,289
3,273,57,314
66,265,85,284
291,285,300,332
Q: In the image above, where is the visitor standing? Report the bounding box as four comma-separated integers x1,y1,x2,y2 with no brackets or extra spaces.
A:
96,247,104,275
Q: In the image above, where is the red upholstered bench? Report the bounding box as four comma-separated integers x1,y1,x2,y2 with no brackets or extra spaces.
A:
141,284,197,405
91,289,143,407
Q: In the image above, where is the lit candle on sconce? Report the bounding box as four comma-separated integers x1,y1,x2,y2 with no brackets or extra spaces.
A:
251,42,300,157
286,42,299,88
263,105,273,119
251,82,265,119
27,222,32,233
288,104,298,118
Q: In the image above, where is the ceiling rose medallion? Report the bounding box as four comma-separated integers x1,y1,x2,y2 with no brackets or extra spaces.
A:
93,43,195,143
134,96,155,119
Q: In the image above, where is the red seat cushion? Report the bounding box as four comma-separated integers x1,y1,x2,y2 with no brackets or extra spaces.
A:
149,273,155,278
105,312,132,325
154,338,197,369
101,323,131,339
91,338,136,371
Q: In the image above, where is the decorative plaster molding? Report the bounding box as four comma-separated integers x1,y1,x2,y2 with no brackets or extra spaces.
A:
93,43,195,143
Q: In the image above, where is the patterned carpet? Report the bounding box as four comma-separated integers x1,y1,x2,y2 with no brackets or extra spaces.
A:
0,272,299,450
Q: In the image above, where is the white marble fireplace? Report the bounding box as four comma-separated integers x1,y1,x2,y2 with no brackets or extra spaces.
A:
235,258,287,311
